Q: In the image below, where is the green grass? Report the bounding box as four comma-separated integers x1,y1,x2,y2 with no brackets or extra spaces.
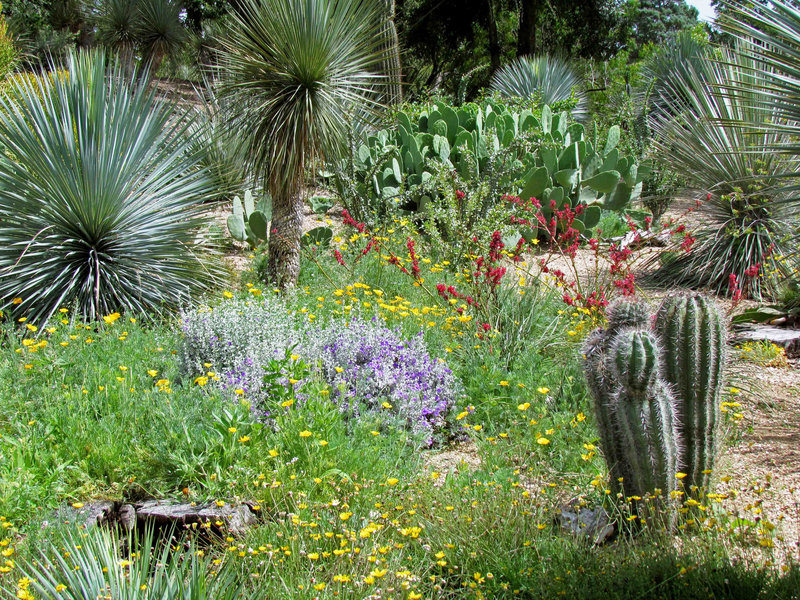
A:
0,247,798,599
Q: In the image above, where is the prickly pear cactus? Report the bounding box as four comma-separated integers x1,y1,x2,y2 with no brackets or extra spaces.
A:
654,294,726,492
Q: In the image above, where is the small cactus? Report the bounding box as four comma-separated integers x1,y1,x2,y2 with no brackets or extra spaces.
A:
226,190,272,248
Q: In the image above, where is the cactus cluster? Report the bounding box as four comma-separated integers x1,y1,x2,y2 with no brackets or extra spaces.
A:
583,295,727,502
337,100,648,230
226,190,272,248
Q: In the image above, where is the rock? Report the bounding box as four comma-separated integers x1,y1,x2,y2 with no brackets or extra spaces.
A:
558,503,615,545
734,325,800,357
117,504,136,532
73,501,116,529
134,500,257,536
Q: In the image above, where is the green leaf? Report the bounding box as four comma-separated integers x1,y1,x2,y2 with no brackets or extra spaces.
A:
521,167,550,201
583,170,621,194
227,214,246,242
248,210,269,240
302,226,333,247
604,125,620,155
554,168,579,192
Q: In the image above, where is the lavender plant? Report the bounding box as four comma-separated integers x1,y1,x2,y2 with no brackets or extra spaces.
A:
306,318,461,444
180,301,461,442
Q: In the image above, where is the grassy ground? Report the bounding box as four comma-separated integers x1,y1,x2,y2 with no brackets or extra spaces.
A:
1,240,799,599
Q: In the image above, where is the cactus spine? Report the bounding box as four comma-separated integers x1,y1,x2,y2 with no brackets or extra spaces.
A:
654,294,726,492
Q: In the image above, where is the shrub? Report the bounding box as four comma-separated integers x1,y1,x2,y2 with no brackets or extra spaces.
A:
306,318,461,444
0,50,222,324
179,295,303,399
489,54,588,121
180,297,461,442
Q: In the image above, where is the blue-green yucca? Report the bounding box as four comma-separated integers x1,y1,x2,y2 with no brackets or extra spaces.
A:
0,50,222,324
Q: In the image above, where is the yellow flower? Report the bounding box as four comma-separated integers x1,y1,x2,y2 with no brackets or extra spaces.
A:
103,312,121,324
147,369,158,377
386,478,399,486
537,387,550,394
319,440,329,446
536,437,550,446
223,291,233,298
55,584,67,592
194,376,208,386
228,427,237,433
499,380,509,386
675,472,687,479
11,298,22,304
237,436,250,443
299,430,312,438
313,583,326,591
268,449,279,457
517,402,530,411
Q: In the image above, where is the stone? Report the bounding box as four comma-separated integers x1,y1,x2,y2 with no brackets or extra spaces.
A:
734,325,800,357
117,504,136,532
558,503,615,545
134,500,257,536
72,501,116,529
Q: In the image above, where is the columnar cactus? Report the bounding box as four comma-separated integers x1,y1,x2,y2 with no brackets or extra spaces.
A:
584,317,680,499
583,295,726,502
654,294,726,492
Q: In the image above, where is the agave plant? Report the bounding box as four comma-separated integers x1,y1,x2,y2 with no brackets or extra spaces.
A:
646,42,799,299
218,0,392,288
0,50,222,324
720,0,800,278
490,54,588,120
4,526,251,600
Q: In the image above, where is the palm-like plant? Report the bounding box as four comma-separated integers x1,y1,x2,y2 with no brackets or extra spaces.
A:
218,0,391,288
646,43,798,299
96,0,141,73
136,0,188,75
490,54,588,120
0,50,221,324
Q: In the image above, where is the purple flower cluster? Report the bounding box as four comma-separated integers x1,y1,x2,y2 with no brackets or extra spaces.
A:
180,300,461,442
307,318,461,443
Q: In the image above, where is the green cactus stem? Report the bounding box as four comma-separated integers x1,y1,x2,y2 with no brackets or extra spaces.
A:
654,294,726,492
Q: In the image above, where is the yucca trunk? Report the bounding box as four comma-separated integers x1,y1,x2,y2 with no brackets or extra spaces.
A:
267,190,303,289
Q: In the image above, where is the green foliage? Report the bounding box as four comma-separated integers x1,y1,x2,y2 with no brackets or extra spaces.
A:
335,99,647,236
226,190,272,248
490,54,588,120
0,3,17,80
0,50,223,324
645,40,798,299
7,526,250,600
584,294,727,501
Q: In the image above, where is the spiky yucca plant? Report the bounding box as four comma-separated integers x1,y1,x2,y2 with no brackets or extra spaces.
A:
4,526,251,600
490,54,588,120
647,43,798,299
218,0,392,288
0,50,222,324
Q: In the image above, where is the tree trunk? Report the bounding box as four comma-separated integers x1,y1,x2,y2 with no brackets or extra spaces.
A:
380,0,403,105
517,0,538,56
267,189,304,289
486,0,501,75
